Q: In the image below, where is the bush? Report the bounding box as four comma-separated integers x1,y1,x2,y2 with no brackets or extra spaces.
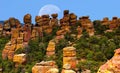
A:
77,60,102,72
93,20,108,35
93,52,107,61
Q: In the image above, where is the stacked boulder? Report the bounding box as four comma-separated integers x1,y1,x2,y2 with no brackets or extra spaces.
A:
97,48,120,73
55,29,65,41
35,16,44,37
23,25,31,42
101,17,110,26
9,18,16,28
23,14,32,42
50,13,58,27
2,37,24,60
56,10,71,40
62,47,77,73
2,27,25,60
2,42,14,60
42,15,50,29
79,16,94,36
46,41,56,57
13,53,26,67
61,10,70,27
109,17,119,30
42,15,53,34
69,13,77,25
23,14,32,27
32,61,59,73
7,39,16,60
35,16,43,26
3,20,11,36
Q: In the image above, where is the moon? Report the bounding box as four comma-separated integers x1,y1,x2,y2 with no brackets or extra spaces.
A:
38,4,61,16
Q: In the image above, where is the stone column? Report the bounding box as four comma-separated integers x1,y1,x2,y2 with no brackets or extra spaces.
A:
46,41,56,57
70,13,77,25
50,13,58,27
63,47,77,70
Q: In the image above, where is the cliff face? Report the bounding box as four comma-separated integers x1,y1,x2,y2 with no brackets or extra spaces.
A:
97,48,120,73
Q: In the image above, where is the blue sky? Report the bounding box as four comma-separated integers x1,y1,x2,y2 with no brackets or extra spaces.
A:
1,0,120,23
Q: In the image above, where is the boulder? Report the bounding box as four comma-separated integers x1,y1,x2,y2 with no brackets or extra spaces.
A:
63,47,76,57
13,53,26,64
46,68,59,73
64,10,69,16
51,13,58,18
97,48,120,73
35,16,42,24
32,61,57,73
47,41,55,52
61,69,76,73
24,14,32,24
63,57,77,69
9,17,16,27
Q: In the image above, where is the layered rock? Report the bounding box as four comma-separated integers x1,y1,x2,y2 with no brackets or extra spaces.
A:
35,16,43,26
13,53,26,67
63,47,77,70
109,17,119,30
2,41,16,60
97,48,120,73
79,16,94,36
69,13,77,25
32,61,58,73
50,13,58,27
46,41,56,57
101,17,110,26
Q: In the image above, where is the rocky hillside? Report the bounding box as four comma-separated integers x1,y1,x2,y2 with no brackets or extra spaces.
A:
0,10,120,73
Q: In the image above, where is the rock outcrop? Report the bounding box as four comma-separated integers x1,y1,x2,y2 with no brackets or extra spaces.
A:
97,48,120,73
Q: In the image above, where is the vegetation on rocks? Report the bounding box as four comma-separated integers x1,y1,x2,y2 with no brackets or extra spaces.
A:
1,22,120,73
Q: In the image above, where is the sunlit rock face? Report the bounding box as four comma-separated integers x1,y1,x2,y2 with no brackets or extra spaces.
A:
97,48,120,73
32,61,58,73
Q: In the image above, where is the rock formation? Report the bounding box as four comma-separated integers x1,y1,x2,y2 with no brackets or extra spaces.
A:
97,48,120,73
32,61,58,73
62,47,77,70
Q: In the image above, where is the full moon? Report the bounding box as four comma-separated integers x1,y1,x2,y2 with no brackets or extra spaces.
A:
38,4,61,16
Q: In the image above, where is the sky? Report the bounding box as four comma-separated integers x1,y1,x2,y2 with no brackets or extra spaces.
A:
1,0,120,23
